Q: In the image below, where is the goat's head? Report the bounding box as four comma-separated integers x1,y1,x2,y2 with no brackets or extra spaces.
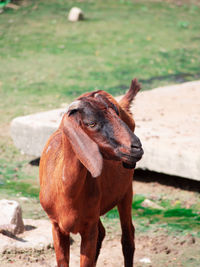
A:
62,91,143,178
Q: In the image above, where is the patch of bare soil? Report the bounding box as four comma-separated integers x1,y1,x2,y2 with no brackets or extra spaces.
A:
0,227,199,267
0,178,199,267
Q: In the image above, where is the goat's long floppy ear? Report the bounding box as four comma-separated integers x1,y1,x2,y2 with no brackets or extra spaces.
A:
63,115,103,178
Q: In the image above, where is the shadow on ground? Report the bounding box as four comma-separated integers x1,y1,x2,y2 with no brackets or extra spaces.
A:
134,169,200,193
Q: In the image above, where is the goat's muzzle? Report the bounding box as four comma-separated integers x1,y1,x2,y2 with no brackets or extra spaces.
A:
116,133,144,169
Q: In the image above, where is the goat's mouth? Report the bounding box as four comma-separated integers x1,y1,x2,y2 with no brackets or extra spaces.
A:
117,147,144,169
121,157,140,169
122,161,136,169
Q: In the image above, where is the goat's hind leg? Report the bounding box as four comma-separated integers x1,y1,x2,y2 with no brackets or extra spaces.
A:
95,219,106,263
52,222,70,267
117,189,135,267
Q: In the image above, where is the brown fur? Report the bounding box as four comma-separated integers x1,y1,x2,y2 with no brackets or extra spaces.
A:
39,79,142,267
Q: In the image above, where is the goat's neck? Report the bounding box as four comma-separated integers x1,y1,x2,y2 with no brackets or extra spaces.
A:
61,133,87,198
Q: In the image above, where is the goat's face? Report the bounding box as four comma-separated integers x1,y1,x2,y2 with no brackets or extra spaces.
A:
63,93,143,177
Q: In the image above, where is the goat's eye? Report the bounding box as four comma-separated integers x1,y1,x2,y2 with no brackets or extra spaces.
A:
87,122,96,128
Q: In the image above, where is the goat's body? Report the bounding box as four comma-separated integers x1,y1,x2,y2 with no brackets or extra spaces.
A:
40,80,143,267
40,128,134,234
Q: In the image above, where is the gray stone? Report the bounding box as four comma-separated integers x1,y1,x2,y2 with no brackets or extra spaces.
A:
0,219,53,253
10,81,200,181
0,199,24,235
68,7,84,22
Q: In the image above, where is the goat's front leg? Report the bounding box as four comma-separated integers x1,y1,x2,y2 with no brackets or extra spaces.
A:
52,222,70,267
80,222,98,267
117,189,135,267
95,219,105,263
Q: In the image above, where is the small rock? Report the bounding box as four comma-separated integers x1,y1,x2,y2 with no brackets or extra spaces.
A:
19,197,29,202
68,7,84,22
141,199,164,210
139,257,151,263
187,234,195,245
0,199,24,235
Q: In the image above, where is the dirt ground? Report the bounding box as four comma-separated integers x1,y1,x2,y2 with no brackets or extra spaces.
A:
1,233,199,267
1,177,199,267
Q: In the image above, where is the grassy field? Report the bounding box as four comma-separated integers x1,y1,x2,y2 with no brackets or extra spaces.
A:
1,1,200,124
0,0,200,238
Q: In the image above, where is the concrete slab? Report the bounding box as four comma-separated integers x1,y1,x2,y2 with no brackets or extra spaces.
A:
11,109,64,158
133,81,200,181
10,81,200,181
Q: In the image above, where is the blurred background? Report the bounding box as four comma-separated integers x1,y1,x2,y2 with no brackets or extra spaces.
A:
0,1,199,266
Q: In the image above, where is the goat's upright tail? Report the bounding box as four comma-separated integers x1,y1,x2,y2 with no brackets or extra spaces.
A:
119,78,141,113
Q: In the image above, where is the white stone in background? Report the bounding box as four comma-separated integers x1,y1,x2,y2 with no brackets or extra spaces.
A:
0,199,24,235
10,108,64,158
68,7,84,22
134,80,200,181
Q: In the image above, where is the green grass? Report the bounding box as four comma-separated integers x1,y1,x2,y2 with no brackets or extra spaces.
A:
105,194,200,235
1,0,200,125
0,159,39,198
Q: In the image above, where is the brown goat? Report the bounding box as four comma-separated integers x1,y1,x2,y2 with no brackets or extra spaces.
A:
39,79,143,267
